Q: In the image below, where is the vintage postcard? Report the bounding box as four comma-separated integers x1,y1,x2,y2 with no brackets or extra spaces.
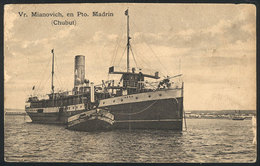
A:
4,3,256,162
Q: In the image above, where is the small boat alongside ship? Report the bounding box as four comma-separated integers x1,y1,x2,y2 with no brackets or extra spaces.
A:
67,109,114,131
25,10,184,131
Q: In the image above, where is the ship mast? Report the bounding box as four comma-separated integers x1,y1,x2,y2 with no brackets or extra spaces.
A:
126,9,130,72
51,49,54,94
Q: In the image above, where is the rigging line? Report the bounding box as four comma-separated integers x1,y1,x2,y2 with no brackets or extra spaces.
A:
131,41,153,69
124,17,156,71
127,36,149,69
110,38,119,66
36,71,51,94
131,20,168,76
143,41,168,76
117,46,127,67
42,74,51,90
54,52,61,76
129,45,138,68
146,85,157,90
54,71,62,87
171,97,186,131
54,52,65,88
37,74,51,94
130,42,150,69
107,72,110,82
110,34,122,66
54,54,70,91
145,82,157,89
57,68,70,91
134,49,152,70
113,23,125,65
55,69,64,86
35,55,52,90
132,43,152,69
110,23,125,66
114,34,126,66
54,74,63,91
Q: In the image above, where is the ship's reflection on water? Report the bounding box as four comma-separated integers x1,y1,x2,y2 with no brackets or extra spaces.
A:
4,115,256,162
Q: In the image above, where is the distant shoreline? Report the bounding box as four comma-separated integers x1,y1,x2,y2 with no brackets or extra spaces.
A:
5,112,26,115
186,117,252,120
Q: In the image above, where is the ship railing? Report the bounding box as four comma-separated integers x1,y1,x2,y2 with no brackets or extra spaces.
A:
27,89,74,101
111,66,159,76
147,74,183,90
168,81,183,89
27,94,49,101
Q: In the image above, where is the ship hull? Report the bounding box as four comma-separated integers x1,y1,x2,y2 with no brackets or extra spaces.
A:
26,109,84,124
99,89,183,130
27,89,183,130
109,98,183,130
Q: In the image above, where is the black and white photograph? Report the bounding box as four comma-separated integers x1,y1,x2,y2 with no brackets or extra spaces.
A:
4,3,256,163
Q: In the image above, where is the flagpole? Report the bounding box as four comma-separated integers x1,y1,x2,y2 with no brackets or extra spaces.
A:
126,9,130,73
51,49,54,94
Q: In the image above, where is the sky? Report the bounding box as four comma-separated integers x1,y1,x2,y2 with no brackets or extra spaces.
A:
4,3,256,110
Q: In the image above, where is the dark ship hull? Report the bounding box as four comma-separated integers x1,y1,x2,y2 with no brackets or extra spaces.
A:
67,88,183,131
101,89,183,130
111,99,182,130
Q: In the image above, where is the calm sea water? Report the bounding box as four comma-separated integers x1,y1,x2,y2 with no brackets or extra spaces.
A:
4,114,257,163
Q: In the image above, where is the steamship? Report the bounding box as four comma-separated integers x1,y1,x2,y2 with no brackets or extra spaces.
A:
25,10,184,130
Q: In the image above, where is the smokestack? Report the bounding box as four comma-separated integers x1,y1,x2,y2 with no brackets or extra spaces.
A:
74,55,85,87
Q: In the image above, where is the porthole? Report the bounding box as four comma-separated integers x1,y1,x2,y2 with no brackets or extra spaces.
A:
103,102,105,104
37,109,43,113
136,97,138,99
148,95,151,98
159,94,162,96
121,99,123,102
113,100,115,103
